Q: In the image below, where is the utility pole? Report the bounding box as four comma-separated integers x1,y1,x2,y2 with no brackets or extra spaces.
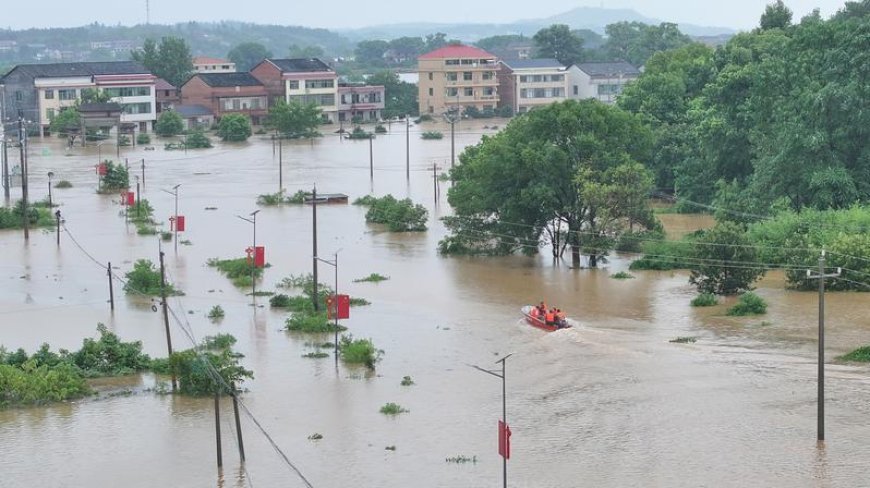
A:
433,163,438,204
107,262,115,310
806,250,841,443
369,136,373,181
141,159,145,189
444,108,460,170
405,116,410,180
1,131,9,200
312,186,319,312
469,353,513,488
159,249,177,391
18,111,29,241
214,393,223,468
278,136,283,193
230,382,246,462
163,184,181,253
55,210,61,246
236,210,260,301
47,171,54,208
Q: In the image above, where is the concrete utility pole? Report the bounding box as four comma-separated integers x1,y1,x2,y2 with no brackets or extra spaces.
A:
159,248,177,391
1,121,9,201
806,250,841,443
311,186,319,312
18,111,29,241
469,353,513,488
444,107,460,170
405,116,410,180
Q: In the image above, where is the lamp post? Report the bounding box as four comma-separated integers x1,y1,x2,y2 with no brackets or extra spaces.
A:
469,353,513,488
47,171,54,207
162,184,181,252
315,251,341,362
236,210,260,300
134,175,140,219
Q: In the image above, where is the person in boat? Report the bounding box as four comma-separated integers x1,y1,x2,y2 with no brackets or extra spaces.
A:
555,309,567,329
537,301,547,316
545,309,556,325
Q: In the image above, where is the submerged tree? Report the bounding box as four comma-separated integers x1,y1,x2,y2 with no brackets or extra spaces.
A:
441,100,655,268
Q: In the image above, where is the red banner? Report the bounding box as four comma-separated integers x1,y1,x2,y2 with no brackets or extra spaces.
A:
498,420,511,459
96,163,107,176
246,246,265,268
125,191,135,206
326,294,350,320
176,215,185,232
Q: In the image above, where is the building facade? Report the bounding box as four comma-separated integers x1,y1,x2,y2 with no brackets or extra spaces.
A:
337,83,385,123
0,61,156,135
180,73,268,125
193,57,237,73
417,45,499,115
498,59,571,114
570,62,641,104
251,58,340,122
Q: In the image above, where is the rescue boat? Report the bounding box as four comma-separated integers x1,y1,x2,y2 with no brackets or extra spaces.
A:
521,305,572,332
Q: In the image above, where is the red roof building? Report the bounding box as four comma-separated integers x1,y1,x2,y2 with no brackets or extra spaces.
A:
417,44,499,115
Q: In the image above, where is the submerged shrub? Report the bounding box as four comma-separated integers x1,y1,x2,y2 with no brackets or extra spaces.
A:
726,292,767,316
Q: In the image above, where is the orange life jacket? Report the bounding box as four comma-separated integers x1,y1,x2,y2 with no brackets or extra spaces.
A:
545,312,555,323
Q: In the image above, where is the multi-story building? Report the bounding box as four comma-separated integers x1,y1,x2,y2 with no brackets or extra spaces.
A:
251,58,339,122
155,78,180,114
193,57,236,73
0,61,156,135
497,59,570,114
417,44,499,115
570,62,640,104
180,72,268,125
337,83,385,123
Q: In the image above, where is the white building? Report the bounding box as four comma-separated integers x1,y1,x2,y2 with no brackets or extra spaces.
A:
569,62,641,104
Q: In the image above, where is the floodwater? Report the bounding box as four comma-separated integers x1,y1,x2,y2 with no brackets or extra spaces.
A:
1,119,869,488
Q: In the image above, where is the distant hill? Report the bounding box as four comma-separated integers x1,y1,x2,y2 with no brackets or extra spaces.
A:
340,6,735,42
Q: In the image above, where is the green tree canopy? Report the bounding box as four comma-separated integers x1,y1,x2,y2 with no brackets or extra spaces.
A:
216,114,252,142
354,40,390,67
267,100,321,138
441,100,654,267
533,24,585,66
48,107,80,136
475,34,530,53
288,44,325,59
155,110,184,137
227,42,272,71
760,0,793,30
366,71,418,118
689,222,765,295
603,22,691,66
132,37,194,87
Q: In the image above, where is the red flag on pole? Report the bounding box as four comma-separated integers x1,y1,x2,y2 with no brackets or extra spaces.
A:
327,294,350,320
498,420,511,459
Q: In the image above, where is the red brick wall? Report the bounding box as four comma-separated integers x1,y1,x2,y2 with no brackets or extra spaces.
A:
250,60,285,106
180,75,269,121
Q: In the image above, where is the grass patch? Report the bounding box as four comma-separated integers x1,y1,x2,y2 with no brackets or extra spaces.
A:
353,273,390,283
421,131,443,140
0,200,55,230
691,293,718,307
123,259,179,296
354,194,428,231
629,238,694,271
838,346,870,362
385,445,396,451
401,375,415,386
286,310,347,333
160,231,172,241
726,292,767,316
55,180,73,189
302,352,330,359
257,190,308,205
207,305,225,321
670,337,697,344
207,257,266,288
269,294,292,308
379,402,408,415
339,335,382,369
307,433,323,440
611,271,634,280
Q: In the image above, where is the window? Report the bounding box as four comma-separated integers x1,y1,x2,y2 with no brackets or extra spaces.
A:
44,89,54,99
288,80,299,90
445,59,460,66
46,108,56,120
598,84,621,95
483,71,494,80
520,89,528,99
464,87,473,97
369,110,378,120
428,87,434,96
534,88,546,98
519,75,528,83
532,75,543,82
463,72,472,81
428,72,433,80
446,73,457,82
14,91,22,101
104,86,151,97
461,59,474,65
341,94,347,104
483,87,494,96
551,75,564,82
222,65,230,70
122,102,152,114
59,89,76,100
306,79,334,89
233,99,241,110
553,87,564,97
573,85,578,95
447,88,458,97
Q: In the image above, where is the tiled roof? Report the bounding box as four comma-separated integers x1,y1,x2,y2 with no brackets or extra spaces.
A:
4,61,149,79
267,58,333,73
418,45,496,60
155,78,175,90
576,61,640,77
195,72,263,88
501,58,564,70
174,104,214,117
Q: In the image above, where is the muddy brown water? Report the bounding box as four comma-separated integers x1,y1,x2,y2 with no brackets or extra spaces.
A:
1,119,869,487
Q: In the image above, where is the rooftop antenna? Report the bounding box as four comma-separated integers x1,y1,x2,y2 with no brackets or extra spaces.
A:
146,0,151,24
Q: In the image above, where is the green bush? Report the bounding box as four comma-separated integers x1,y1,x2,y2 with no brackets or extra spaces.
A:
374,124,387,133
670,337,698,344
207,305,225,320
269,294,292,308
347,127,373,139
0,362,91,407
339,335,382,369
726,292,767,316
353,273,390,283
286,310,346,333
421,131,443,140
162,334,253,396
184,131,213,149
55,180,73,189
401,375,415,386
216,113,253,142
207,257,265,288
69,324,151,377
98,161,129,193
160,231,172,241
355,194,428,231
629,238,695,271
136,133,151,145
0,200,54,230
123,259,179,296
691,293,718,307
155,111,184,136
611,271,634,280
257,190,307,206
379,402,408,415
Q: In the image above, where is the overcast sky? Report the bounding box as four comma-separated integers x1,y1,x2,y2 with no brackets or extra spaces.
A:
1,0,850,31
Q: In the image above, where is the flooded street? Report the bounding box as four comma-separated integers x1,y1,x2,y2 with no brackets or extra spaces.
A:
2,119,869,487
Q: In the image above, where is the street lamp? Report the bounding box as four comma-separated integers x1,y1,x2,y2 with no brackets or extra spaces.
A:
162,184,181,252
469,353,513,488
236,210,260,300
47,171,54,207
315,250,341,361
